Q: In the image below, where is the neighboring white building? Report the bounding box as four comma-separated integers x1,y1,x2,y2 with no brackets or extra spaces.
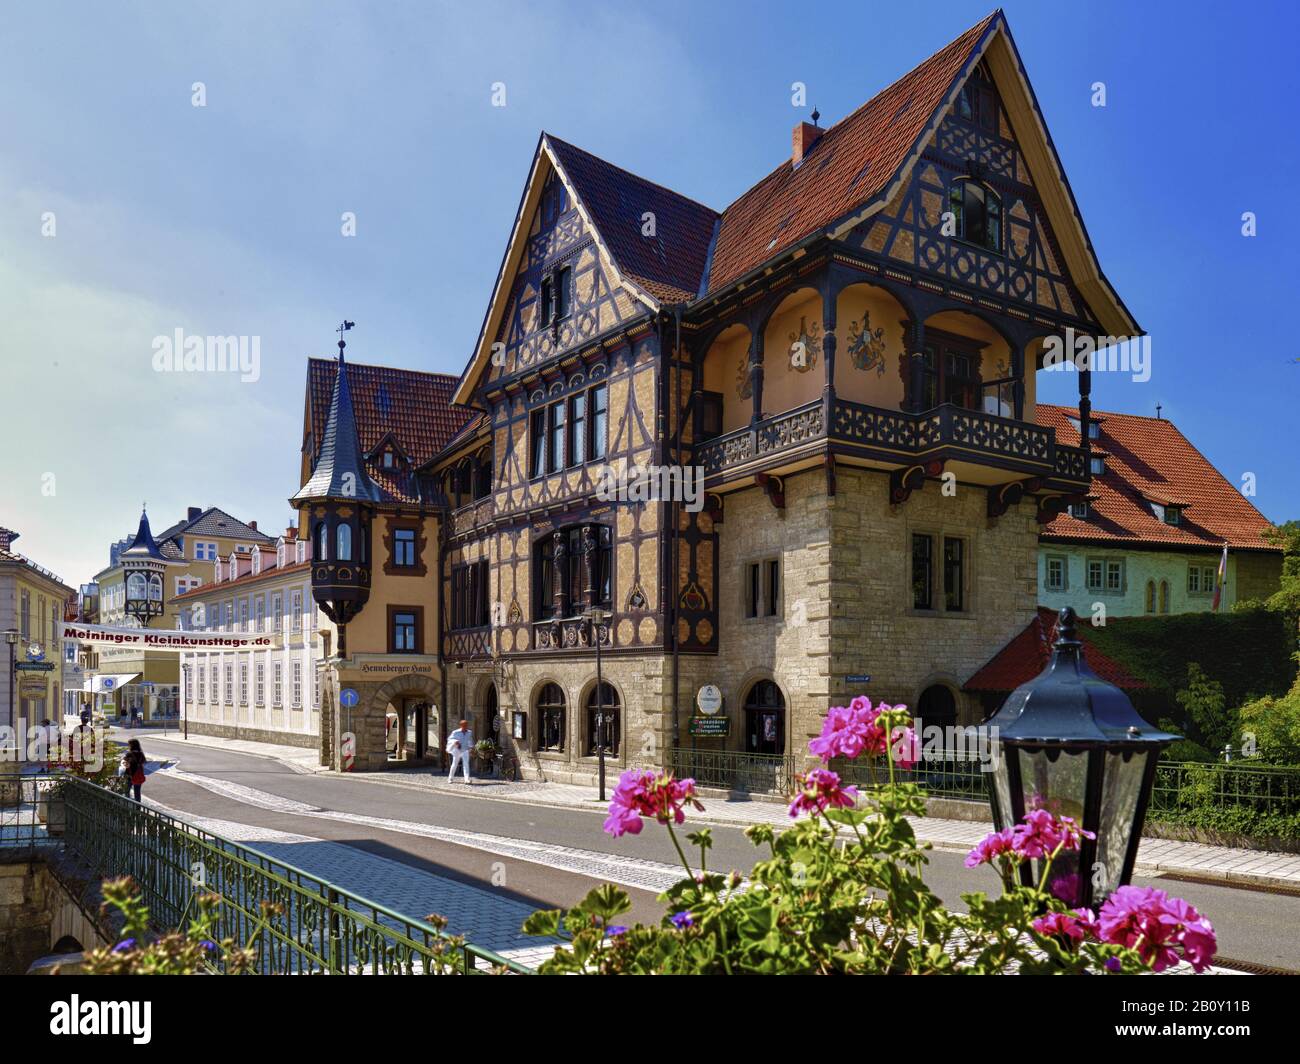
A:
175,530,330,747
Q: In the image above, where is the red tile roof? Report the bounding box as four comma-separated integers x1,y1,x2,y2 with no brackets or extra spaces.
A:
964,607,1146,693
546,135,719,304
174,558,312,600
1036,405,1280,553
705,12,996,295
306,358,475,504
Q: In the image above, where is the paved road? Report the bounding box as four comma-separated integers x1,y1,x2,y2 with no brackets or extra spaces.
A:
135,734,1300,971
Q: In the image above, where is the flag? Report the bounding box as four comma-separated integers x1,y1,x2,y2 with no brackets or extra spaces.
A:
1212,543,1228,612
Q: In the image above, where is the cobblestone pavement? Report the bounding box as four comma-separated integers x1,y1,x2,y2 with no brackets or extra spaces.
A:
149,730,1300,889
144,804,561,970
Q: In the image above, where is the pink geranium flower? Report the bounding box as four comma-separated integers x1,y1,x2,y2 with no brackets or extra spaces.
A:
788,769,859,818
1098,886,1217,973
603,769,704,838
964,827,1016,868
1031,908,1098,946
1012,808,1094,860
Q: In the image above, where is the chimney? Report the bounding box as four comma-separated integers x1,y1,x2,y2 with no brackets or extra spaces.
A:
188,507,201,521
792,115,824,168
248,520,258,532
285,527,297,541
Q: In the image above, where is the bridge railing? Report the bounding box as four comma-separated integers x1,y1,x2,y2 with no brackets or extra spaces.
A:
7,774,533,974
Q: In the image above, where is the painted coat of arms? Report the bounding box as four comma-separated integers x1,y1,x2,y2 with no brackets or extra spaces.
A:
846,311,888,375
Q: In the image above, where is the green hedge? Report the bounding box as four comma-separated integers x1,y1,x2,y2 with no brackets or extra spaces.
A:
1084,608,1294,722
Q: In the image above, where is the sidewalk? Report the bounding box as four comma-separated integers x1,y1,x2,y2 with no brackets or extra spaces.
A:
152,729,1300,892
110,727,323,774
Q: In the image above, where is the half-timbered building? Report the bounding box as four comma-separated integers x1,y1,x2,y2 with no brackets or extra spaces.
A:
297,12,1142,784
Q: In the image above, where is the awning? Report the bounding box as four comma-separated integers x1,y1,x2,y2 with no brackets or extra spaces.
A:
90,673,141,694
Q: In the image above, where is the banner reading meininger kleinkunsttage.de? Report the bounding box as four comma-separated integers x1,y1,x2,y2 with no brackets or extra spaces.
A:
61,622,273,651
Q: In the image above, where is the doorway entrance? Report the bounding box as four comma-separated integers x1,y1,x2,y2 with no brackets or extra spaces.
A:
743,680,786,756
387,697,438,762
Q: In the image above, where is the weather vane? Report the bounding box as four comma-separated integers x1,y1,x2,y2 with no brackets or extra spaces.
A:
337,320,355,358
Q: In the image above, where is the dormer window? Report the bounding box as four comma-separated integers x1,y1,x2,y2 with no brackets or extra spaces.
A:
1069,501,1089,520
1090,457,1106,476
1164,506,1181,526
949,179,1002,252
382,449,395,469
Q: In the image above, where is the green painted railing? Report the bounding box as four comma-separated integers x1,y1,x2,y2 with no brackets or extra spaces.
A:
24,776,534,974
1149,760,1300,820
668,748,797,795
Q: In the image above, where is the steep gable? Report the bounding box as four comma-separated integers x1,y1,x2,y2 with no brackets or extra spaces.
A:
453,135,717,406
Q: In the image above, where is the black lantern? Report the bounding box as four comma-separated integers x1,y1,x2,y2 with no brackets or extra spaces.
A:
291,324,381,657
119,507,168,625
986,606,1177,910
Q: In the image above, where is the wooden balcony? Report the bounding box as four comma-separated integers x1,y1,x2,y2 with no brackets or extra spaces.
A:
451,496,495,537
697,397,1088,489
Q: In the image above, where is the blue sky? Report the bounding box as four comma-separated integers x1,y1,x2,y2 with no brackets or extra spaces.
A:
3,0,1297,585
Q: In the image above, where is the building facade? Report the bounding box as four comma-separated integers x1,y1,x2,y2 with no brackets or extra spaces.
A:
85,506,272,722
175,532,326,747
1035,406,1282,618
0,526,75,736
296,12,1147,785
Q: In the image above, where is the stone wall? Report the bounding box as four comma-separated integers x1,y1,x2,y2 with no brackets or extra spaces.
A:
827,466,1039,730
0,858,105,974
181,720,318,749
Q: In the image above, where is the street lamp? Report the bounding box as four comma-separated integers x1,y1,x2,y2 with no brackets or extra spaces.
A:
3,629,18,731
584,606,612,801
985,606,1177,910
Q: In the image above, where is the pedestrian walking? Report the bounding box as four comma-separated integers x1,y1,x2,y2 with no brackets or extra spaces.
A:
122,739,147,802
446,719,473,784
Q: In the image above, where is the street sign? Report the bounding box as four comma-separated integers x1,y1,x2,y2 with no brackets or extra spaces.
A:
688,715,730,737
340,688,359,708
846,674,872,685
15,662,56,672
696,684,723,715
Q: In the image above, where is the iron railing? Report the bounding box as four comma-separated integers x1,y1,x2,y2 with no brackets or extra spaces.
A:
1149,760,1300,820
664,748,1300,818
4,774,533,974
668,748,797,795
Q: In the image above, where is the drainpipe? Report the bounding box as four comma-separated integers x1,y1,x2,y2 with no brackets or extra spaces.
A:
671,304,683,757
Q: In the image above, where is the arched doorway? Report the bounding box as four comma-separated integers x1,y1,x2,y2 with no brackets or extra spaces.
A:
368,673,441,767
917,684,958,731
743,680,785,756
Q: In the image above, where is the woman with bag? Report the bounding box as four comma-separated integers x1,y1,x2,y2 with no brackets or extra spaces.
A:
122,739,147,802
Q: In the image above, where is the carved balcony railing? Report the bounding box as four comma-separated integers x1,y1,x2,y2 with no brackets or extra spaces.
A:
698,398,1088,486
531,616,612,653
452,496,495,537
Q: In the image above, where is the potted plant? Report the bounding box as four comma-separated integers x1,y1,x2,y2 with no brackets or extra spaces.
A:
474,738,497,776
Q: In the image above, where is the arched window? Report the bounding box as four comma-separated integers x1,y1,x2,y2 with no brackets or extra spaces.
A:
744,680,785,756
336,523,352,562
148,574,163,601
474,450,493,501
536,683,566,753
313,522,328,561
918,684,958,730
1145,580,1157,614
949,179,1002,252
1159,580,1170,614
126,573,147,602
585,682,620,756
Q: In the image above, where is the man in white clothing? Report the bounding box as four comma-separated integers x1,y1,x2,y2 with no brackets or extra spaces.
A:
446,719,473,783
